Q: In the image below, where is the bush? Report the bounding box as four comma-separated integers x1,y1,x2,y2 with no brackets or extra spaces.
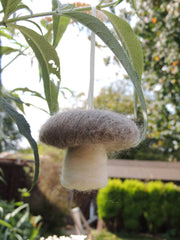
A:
163,183,180,231
97,179,124,232
97,179,180,235
0,199,40,240
97,179,124,219
145,181,166,233
122,180,147,232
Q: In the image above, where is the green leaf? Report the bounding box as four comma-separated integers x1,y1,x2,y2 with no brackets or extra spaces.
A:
63,11,147,144
0,29,24,47
16,205,29,228
52,0,70,48
1,0,21,21
0,46,20,56
53,15,70,48
15,233,23,240
0,167,4,176
11,87,46,100
49,80,60,114
29,228,40,240
0,176,7,184
0,98,39,190
0,29,14,39
103,10,143,80
10,24,61,114
25,20,44,37
14,3,33,15
0,219,12,229
0,206,3,217
5,90,48,114
5,203,29,219
102,11,144,117
5,92,25,113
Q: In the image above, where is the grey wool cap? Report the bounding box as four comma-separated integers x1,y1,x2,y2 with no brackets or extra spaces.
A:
39,109,140,191
39,109,140,151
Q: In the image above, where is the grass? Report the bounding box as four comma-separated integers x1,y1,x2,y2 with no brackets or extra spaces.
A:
93,230,176,240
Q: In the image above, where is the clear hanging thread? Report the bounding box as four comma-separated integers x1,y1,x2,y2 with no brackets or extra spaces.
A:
87,5,96,110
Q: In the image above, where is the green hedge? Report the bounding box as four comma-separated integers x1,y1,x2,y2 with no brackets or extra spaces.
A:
97,179,180,234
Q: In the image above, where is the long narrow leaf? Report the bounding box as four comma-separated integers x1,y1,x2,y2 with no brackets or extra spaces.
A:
13,3,33,15
16,205,29,228
102,10,143,117
0,46,20,56
11,87,46,100
10,24,60,114
63,11,147,143
15,233,23,240
8,203,29,218
53,16,70,48
0,175,7,184
5,92,25,113
102,10,143,80
0,98,39,190
1,0,21,21
5,91,48,114
0,206,3,217
52,0,70,48
0,219,12,229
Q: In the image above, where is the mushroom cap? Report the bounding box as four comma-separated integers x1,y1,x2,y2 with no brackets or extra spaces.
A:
39,109,140,151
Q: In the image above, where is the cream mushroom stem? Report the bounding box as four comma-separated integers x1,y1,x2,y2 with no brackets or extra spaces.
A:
60,144,108,191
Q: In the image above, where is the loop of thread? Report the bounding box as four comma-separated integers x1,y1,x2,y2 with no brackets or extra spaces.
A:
87,5,96,110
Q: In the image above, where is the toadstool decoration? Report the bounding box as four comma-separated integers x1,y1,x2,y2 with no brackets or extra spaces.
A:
39,109,140,191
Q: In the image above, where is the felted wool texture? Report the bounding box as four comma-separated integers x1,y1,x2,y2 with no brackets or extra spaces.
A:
39,109,140,151
60,144,108,191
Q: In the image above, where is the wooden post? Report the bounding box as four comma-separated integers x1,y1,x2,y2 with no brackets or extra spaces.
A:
96,218,103,233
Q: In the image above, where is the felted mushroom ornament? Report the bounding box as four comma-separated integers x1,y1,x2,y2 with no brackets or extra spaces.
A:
39,109,140,191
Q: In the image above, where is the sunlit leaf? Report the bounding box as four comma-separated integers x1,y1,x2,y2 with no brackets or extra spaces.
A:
5,90,48,114
10,24,61,114
63,11,147,143
25,20,44,36
0,29,25,48
11,87,46,100
1,0,21,21
102,10,143,80
0,0,32,22
0,29,14,39
0,219,12,229
102,11,143,118
7,203,28,218
53,16,70,48
14,3,33,15
49,80,60,114
16,204,29,228
0,98,39,190
0,46,20,56
52,0,70,48
5,92,25,113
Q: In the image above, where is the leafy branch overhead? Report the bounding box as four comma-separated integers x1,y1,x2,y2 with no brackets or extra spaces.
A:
0,0,147,189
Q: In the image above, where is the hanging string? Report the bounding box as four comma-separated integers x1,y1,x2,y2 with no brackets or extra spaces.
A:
87,5,96,110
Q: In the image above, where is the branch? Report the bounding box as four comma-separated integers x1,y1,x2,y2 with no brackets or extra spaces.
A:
0,1,120,26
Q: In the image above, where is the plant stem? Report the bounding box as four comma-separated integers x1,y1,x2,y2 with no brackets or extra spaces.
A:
0,11,57,26
0,47,28,73
0,1,119,26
